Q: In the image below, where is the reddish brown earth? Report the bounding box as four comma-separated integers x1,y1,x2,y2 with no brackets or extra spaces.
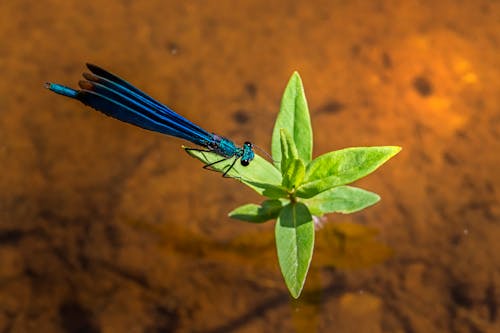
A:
0,1,499,332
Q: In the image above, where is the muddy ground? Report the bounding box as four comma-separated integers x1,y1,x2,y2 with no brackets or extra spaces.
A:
0,1,499,332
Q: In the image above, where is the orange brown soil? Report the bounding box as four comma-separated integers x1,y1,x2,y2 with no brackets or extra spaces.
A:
0,1,499,332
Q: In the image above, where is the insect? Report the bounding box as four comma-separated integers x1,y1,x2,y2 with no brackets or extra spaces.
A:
45,64,254,176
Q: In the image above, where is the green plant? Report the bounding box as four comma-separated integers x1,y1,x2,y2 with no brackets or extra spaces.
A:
185,72,401,298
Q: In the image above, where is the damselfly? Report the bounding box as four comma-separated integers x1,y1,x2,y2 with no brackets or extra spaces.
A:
46,64,255,176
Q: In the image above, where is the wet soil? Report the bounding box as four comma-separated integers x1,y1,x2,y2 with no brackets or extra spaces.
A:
0,1,499,332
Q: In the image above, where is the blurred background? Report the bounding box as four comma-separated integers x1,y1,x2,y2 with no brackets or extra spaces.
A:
0,0,499,332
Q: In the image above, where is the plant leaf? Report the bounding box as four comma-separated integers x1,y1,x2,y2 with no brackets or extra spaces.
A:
302,186,380,216
272,72,313,167
184,148,284,197
297,146,401,198
279,128,299,174
279,129,305,190
275,202,314,298
283,159,306,190
229,200,283,223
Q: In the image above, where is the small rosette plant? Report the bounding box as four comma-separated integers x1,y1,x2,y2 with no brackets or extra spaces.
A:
186,72,401,298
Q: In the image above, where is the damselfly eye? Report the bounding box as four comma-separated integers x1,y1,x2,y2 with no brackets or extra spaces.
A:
241,159,250,166
244,141,253,147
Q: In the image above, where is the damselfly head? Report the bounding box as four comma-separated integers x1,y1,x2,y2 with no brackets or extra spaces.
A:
241,141,254,166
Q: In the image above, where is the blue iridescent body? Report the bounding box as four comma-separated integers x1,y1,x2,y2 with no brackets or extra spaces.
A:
46,64,254,174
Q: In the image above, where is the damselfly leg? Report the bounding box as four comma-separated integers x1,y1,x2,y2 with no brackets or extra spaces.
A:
184,147,240,178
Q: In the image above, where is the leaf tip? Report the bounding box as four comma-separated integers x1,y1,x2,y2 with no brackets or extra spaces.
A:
183,146,194,155
379,146,402,160
290,289,301,299
292,71,304,85
183,147,199,159
388,146,402,158
393,146,403,153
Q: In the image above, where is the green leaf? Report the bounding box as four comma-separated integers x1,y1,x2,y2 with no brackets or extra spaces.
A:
275,202,314,298
279,128,299,174
229,200,283,223
272,72,313,167
297,146,401,198
279,129,305,189
283,159,306,190
184,148,285,197
302,186,380,216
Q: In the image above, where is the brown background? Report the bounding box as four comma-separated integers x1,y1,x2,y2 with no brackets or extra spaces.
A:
0,0,499,332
